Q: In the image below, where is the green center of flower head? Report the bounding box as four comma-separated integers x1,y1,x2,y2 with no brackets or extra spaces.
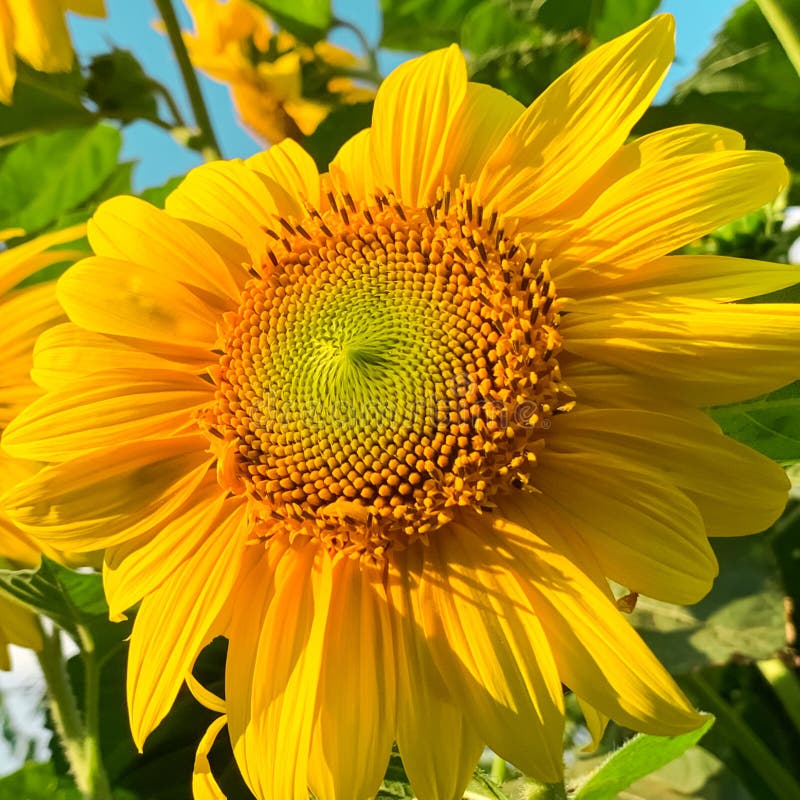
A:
208,181,569,556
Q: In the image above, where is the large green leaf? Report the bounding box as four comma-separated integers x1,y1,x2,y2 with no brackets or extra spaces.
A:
0,63,93,147
711,382,800,465
637,0,800,169
630,537,785,674
537,0,660,41
572,717,714,800
0,557,106,642
0,125,121,234
380,0,465,51
249,0,331,43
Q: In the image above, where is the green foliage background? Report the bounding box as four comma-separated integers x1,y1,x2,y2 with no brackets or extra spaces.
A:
1,0,800,798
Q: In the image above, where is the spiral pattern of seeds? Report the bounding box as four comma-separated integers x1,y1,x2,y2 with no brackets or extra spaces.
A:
207,181,568,556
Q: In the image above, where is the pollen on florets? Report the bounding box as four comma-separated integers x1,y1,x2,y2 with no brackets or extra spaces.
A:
201,178,569,556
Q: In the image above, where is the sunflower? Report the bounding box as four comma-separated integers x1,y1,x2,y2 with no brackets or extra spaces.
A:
0,224,87,667
0,0,106,104
4,14,800,799
182,0,372,143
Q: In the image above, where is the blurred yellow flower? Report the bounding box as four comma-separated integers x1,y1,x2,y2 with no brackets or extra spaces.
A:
0,224,87,668
182,0,373,143
5,14,800,800
0,0,106,104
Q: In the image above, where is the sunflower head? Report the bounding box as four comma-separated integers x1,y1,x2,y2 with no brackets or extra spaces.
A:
3,13,800,800
207,176,567,554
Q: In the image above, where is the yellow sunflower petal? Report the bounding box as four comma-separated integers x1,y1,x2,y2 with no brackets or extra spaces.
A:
0,222,86,295
246,138,321,216
3,436,212,551
0,283,65,363
562,298,800,405
556,123,745,221
58,256,218,352
307,557,395,800
554,150,788,286
88,196,239,300
329,129,376,203
497,517,706,734
569,254,800,303
10,0,73,72
165,160,278,261
562,360,718,426
227,540,332,800
548,409,790,536
531,453,717,603
577,697,608,752
388,550,484,800
30,323,204,391
103,475,227,621
186,672,225,714
127,498,247,749
0,1,16,104
193,715,228,800
370,45,467,206
419,525,565,782
442,82,524,183
3,369,211,461
0,513,42,566
0,594,42,651
475,15,674,220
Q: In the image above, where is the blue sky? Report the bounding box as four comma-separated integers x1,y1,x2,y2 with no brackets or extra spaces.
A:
67,0,740,191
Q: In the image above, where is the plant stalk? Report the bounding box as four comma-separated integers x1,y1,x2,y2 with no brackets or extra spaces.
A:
153,0,221,161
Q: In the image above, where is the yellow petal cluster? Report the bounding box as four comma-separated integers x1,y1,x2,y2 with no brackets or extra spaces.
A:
0,224,89,667
0,0,106,104
182,0,372,143
3,15,799,800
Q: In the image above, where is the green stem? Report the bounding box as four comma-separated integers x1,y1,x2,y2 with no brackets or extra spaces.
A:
331,17,382,82
36,623,112,800
153,0,221,161
76,624,112,800
684,671,800,800
754,0,800,80
36,625,87,789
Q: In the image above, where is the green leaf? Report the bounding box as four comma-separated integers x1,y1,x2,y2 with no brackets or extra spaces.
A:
630,537,786,674
302,101,373,171
92,161,135,204
710,381,800,465
0,63,93,147
380,0,467,51
139,175,185,208
572,717,715,800
537,0,660,41
589,0,661,42
0,125,122,234
86,50,161,124
0,557,107,642
249,0,331,43
0,761,82,799
637,0,800,169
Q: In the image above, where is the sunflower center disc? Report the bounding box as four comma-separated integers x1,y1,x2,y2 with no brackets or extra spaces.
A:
209,185,567,555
